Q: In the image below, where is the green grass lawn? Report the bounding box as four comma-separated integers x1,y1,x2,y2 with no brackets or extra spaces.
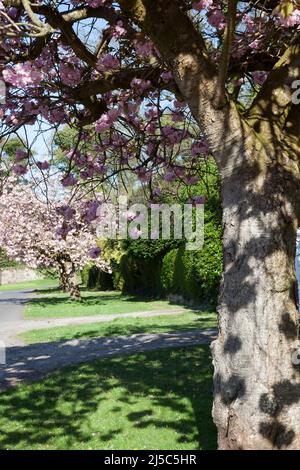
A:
0,346,216,450
0,278,58,292
25,290,190,320
21,311,217,344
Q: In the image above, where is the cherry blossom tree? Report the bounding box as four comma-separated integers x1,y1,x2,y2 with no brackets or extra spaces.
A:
0,178,109,299
1,0,300,449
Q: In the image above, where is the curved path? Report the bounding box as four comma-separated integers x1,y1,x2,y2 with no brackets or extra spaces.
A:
0,289,217,391
0,290,35,346
7,308,188,340
0,329,217,390
0,289,32,322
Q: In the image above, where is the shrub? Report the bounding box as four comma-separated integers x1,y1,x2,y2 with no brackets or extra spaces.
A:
160,220,222,307
122,237,182,261
84,159,222,303
0,248,21,269
82,264,113,290
119,253,162,297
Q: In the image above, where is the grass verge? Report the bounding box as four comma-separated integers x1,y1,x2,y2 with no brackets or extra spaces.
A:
25,290,190,320
20,311,217,344
0,278,58,292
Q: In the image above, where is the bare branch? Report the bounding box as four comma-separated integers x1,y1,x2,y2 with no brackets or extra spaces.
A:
75,66,176,99
213,0,238,109
21,0,44,28
247,39,300,135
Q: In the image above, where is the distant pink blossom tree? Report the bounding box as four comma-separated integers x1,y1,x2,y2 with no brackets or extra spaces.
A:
0,179,109,299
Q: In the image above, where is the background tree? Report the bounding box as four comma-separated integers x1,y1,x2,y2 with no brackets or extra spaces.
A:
0,179,109,299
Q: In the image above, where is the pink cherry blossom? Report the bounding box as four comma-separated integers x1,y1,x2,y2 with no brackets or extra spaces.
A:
62,175,78,187
193,0,213,11
59,63,81,86
112,21,127,38
279,9,300,27
36,161,50,170
12,164,28,175
252,71,268,86
15,149,27,162
161,71,173,83
3,63,42,87
96,54,119,72
191,140,209,156
133,40,154,57
207,9,226,29
249,39,261,50
95,108,121,132
131,78,152,92
0,179,109,281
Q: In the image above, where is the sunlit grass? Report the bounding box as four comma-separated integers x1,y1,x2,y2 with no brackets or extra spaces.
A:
21,311,217,344
25,290,189,320
0,278,58,292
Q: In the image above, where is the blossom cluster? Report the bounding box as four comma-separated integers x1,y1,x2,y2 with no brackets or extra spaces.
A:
0,179,109,272
0,0,297,201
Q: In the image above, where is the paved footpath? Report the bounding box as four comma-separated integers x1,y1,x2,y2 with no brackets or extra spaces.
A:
0,290,37,346
0,289,31,322
0,289,217,391
0,290,188,346
6,308,187,340
0,329,217,391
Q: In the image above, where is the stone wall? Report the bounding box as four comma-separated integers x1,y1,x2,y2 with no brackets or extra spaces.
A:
0,268,43,285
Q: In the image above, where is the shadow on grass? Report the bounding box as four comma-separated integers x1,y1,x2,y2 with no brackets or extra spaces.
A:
34,285,100,296
34,286,62,295
26,296,160,310
26,292,186,308
0,346,216,450
28,289,215,313
29,317,217,344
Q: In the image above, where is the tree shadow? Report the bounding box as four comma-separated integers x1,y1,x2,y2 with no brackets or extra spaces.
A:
258,380,300,449
33,317,217,343
0,345,216,450
25,291,195,313
34,286,62,295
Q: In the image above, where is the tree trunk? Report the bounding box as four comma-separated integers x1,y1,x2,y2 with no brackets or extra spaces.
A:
58,263,69,293
212,145,300,449
67,262,81,301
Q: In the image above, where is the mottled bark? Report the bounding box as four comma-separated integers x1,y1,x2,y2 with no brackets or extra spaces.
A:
57,259,81,300
212,143,300,449
58,262,69,293
118,0,300,449
67,262,81,301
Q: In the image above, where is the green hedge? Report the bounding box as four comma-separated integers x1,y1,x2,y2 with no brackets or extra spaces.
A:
160,220,222,306
82,265,114,291
118,218,222,306
119,253,162,297
82,215,222,304
82,159,222,303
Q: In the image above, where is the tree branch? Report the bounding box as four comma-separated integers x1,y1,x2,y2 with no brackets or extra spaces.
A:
21,0,44,28
117,1,221,116
37,6,97,66
247,39,300,136
117,0,244,163
75,66,178,99
213,0,238,109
